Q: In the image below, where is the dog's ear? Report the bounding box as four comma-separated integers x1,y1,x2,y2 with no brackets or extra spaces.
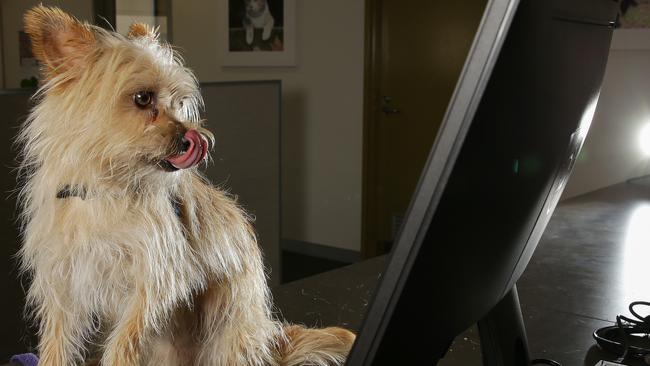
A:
128,23,159,41
23,6,96,76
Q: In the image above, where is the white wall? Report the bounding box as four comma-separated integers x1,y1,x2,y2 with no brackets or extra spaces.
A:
0,0,93,89
172,1,365,251
564,48,650,198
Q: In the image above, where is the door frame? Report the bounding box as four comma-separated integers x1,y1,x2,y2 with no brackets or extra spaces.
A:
361,0,382,259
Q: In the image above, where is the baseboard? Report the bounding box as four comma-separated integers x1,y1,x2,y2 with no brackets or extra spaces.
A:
281,239,361,263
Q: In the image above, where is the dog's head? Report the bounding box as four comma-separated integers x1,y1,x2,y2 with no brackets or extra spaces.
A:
22,6,212,181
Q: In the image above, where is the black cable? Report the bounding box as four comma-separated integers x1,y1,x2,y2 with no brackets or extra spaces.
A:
615,315,630,362
593,301,650,361
628,301,650,323
531,358,562,366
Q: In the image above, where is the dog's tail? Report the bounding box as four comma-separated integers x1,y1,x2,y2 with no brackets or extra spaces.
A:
274,324,355,366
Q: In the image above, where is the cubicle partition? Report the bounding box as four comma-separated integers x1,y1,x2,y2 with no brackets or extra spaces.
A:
200,81,281,284
0,80,281,358
0,90,33,359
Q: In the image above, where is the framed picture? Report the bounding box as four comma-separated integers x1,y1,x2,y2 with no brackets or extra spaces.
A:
219,0,296,67
612,0,650,50
113,0,173,41
116,15,170,41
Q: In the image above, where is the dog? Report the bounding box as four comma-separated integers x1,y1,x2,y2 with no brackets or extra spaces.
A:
243,0,275,45
18,6,354,365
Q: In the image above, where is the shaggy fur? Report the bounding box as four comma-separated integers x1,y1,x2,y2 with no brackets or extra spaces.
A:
18,6,354,366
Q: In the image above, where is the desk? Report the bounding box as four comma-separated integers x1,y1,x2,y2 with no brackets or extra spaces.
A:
5,184,648,365
272,256,624,365
273,183,650,366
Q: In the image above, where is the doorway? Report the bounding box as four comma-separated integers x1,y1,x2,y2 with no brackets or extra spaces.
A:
362,0,488,258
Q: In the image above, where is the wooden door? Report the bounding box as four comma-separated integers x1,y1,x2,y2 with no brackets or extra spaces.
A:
363,0,488,257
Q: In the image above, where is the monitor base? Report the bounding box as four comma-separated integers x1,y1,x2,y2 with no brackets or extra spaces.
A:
478,285,531,366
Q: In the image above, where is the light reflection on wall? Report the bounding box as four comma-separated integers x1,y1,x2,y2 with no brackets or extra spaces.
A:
622,204,650,302
640,123,650,156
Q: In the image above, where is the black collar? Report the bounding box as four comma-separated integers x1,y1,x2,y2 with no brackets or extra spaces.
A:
56,185,87,200
56,185,182,219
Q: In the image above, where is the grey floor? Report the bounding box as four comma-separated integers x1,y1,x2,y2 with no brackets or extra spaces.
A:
273,182,650,365
519,181,650,366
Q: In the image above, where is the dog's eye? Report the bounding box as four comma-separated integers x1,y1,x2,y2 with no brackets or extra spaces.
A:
134,91,154,108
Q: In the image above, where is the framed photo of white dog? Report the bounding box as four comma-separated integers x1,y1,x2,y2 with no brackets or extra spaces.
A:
219,0,296,66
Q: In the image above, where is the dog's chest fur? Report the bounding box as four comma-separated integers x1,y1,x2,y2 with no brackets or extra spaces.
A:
40,189,202,315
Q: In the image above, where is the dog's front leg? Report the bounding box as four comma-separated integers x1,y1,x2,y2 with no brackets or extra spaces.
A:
38,300,87,365
101,288,151,365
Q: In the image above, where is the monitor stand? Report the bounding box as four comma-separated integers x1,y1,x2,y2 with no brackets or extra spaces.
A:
478,285,531,366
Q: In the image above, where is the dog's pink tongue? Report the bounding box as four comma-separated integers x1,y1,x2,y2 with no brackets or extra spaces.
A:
166,129,208,170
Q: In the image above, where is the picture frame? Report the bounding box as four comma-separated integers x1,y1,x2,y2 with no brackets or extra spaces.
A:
112,0,173,41
116,15,170,41
218,0,296,67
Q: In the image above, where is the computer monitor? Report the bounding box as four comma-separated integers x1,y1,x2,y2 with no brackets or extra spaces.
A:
346,0,619,364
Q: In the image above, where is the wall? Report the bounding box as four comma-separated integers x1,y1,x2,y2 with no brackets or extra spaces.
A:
0,0,93,89
564,46,650,198
0,8,4,89
172,1,365,252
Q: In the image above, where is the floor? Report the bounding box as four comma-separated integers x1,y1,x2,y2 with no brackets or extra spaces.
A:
281,251,349,283
272,182,650,366
518,181,650,366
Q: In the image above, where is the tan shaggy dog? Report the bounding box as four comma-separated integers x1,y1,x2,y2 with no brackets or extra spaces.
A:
17,6,354,366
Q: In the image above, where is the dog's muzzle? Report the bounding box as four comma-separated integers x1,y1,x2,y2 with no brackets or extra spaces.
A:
164,129,208,170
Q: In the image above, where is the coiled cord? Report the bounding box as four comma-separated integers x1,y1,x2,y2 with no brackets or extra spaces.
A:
593,301,650,362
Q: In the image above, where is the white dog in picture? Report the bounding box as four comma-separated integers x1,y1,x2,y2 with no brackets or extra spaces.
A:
243,0,275,45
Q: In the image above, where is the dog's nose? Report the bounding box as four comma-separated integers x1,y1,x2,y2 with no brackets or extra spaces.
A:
181,137,191,153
